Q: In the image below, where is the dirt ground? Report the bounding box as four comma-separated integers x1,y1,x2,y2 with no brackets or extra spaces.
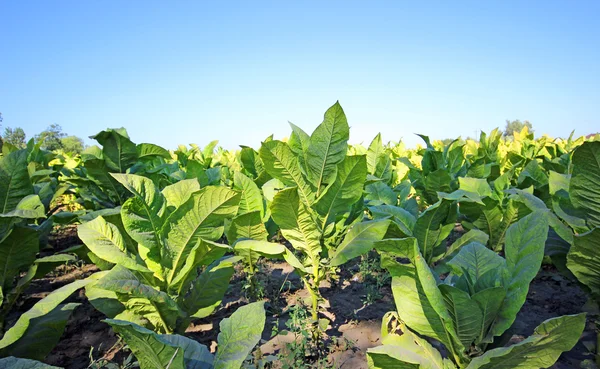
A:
10,227,596,368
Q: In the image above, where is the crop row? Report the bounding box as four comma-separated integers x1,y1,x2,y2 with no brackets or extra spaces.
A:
0,102,598,368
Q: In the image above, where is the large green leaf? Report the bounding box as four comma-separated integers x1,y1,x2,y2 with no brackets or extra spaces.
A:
369,205,416,237
90,128,138,173
1,303,79,360
471,287,506,343
0,278,91,351
113,174,166,276
0,227,38,290
330,219,390,266
446,243,506,283
367,319,457,369
169,239,231,295
226,211,268,244
438,285,482,348
184,260,236,319
492,211,549,337
467,314,586,369
414,200,454,262
270,188,321,265
570,141,600,229
164,186,239,279
567,227,600,299
0,357,61,369
161,179,201,210
95,266,183,333
259,140,315,206
305,102,349,196
314,155,367,225
105,319,185,369
0,150,34,214
0,195,45,220
213,301,266,369
77,216,151,273
233,172,264,216
389,239,459,358
159,334,213,369
136,143,171,160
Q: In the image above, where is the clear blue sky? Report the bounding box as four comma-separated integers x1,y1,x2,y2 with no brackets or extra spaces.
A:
1,1,598,150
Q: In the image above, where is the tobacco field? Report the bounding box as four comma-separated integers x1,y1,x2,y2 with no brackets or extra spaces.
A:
1,102,599,369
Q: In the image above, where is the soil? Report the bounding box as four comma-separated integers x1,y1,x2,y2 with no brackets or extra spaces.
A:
8,227,597,369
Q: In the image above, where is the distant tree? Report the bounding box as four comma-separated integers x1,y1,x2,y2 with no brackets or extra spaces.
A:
61,135,85,154
35,123,67,151
3,127,27,148
504,119,533,137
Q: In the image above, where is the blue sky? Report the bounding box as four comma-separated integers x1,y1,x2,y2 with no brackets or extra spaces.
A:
1,1,598,150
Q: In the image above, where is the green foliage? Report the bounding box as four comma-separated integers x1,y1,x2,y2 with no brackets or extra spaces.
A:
105,301,266,369
2,128,26,149
79,174,240,333
371,212,585,368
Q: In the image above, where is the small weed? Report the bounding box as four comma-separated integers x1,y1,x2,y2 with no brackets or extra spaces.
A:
358,253,390,305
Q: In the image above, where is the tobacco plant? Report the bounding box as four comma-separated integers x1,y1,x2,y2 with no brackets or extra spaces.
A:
105,301,266,369
79,174,240,333
369,211,585,368
258,102,389,331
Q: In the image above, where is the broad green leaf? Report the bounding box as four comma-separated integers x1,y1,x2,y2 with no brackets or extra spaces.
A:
389,239,458,356
162,179,201,210
570,141,600,228
367,319,457,369
77,216,151,273
105,319,185,369
287,122,310,170
0,303,79,360
414,200,454,263
233,172,264,216
458,177,492,197
159,334,214,369
367,133,384,175
365,181,397,206
305,102,349,194
471,287,506,343
0,227,38,290
0,278,90,350
270,188,321,264
0,150,34,214
493,211,549,337
0,357,61,369
95,266,183,333
370,205,416,237
90,128,138,173
113,174,166,273
226,211,268,244
438,285,482,348
330,219,390,266
185,261,236,319
467,314,586,369
164,186,239,277
136,143,171,159
567,228,600,299
0,195,45,219
213,301,266,369
447,243,506,282
169,239,231,295
314,155,367,224
439,229,490,262
259,140,315,206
